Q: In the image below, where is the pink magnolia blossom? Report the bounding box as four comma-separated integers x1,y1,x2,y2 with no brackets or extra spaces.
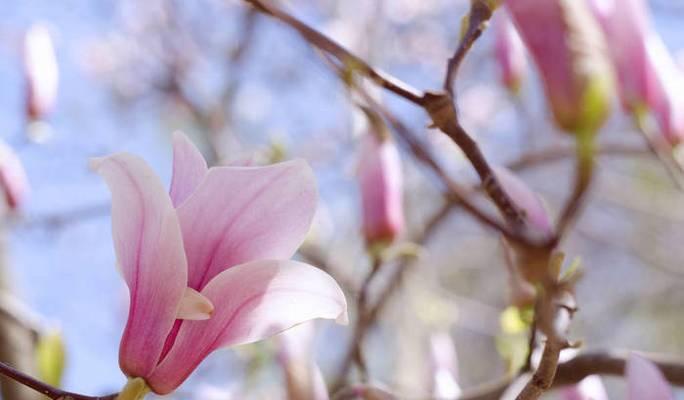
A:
626,353,673,400
559,375,608,400
644,35,684,144
357,133,404,244
429,332,461,400
587,0,684,144
493,11,527,94
0,140,29,211
493,166,552,237
505,0,612,134
24,24,58,121
92,132,347,395
277,323,329,400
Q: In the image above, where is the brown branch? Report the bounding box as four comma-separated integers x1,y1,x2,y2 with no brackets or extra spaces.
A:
0,360,117,400
242,0,425,106
443,1,495,96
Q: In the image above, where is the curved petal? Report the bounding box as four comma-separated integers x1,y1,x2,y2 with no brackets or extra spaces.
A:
493,166,553,237
169,132,208,207
177,159,317,290
147,259,347,395
91,153,187,379
627,353,673,400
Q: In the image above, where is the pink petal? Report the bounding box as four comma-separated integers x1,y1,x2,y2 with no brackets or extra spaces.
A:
493,166,553,237
91,153,187,379
0,140,30,210
494,10,527,93
24,24,58,120
147,259,347,394
176,287,214,321
626,353,673,400
169,132,208,207
357,134,404,243
559,375,608,400
177,159,317,290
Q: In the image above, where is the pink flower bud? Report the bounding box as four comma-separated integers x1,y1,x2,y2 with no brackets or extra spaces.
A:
493,166,552,237
505,0,612,134
0,140,29,211
587,0,684,144
626,353,673,400
559,375,608,400
24,24,59,121
493,11,527,94
644,35,684,144
357,133,404,244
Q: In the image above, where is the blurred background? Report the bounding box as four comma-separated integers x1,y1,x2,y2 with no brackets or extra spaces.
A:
0,0,684,398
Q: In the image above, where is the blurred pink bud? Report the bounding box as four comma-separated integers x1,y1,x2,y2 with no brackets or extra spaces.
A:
559,375,608,400
493,11,527,94
505,0,612,134
357,133,404,245
429,332,461,399
626,353,673,400
644,35,684,145
92,132,347,395
24,24,59,121
587,0,656,112
0,140,29,211
493,166,552,237
278,323,329,400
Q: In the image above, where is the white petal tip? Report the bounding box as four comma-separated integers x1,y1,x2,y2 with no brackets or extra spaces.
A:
177,287,215,321
335,311,349,325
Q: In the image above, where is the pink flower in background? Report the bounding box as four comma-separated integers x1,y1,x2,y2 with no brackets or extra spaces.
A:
587,0,684,144
24,24,58,121
493,11,527,94
429,332,461,400
559,375,608,400
277,323,329,400
493,166,552,237
357,133,404,245
505,0,612,134
644,35,684,145
587,0,656,113
626,353,673,400
0,140,29,211
92,132,347,395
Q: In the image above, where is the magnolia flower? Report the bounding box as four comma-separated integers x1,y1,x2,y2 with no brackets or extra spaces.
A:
493,167,552,237
626,353,673,400
493,11,527,94
277,323,329,400
24,24,58,121
587,0,684,144
92,133,347,396
429,332,461,400
559,375,608,400
505,0,612,134
0,140,29,211
357,132,404,245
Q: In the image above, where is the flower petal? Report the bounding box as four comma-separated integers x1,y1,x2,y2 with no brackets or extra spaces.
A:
493,166,553,237
91,153,187,379
176,287,214,320
177,159,317,290
169,132,208,207
626,353,673,400
147,259,347,394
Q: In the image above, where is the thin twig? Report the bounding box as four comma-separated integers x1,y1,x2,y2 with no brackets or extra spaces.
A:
0,360,117,400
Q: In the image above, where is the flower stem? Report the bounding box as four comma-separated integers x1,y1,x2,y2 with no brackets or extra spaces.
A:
116,378,150,400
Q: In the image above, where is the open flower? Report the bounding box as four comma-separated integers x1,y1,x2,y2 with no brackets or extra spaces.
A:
92,132,347,395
